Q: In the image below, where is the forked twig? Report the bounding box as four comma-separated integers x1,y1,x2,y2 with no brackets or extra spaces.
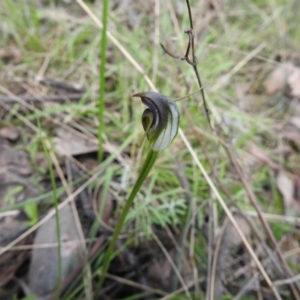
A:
160,3,211,129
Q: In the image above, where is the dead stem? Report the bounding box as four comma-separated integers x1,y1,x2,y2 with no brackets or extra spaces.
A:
160,1,211,129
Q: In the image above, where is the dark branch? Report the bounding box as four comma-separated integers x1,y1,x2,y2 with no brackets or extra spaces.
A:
160,0,212,130
186,0,194,29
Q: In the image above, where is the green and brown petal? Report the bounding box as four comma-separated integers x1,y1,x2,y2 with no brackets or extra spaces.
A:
133,92,180,151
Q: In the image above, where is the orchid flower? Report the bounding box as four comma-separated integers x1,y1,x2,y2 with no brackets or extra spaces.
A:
99,92,180,289
133,92,180,151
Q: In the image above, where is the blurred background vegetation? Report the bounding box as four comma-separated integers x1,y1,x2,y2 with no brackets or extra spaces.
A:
0,0,300,299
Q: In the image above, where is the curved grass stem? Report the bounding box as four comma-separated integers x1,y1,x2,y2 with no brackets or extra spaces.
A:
94,150,158,297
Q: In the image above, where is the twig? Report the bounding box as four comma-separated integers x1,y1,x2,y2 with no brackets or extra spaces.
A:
160,277,205,300
206,193,214,300
35,76,86,93
274,274,300,286
105,273,167,296
0,93,88,103
152,232,192,299
210,217,229,300
160,6,212,129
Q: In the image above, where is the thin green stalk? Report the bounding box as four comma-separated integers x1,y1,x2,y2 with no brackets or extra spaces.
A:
94,149,158,297
36,116,62,298
98,0,109,161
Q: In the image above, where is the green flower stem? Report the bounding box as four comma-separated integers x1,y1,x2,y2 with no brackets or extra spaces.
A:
95,149,158,296
98,0,109,162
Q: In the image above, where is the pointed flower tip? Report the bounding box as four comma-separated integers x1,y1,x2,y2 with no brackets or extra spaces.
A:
132,93,141,98
133,91,180,151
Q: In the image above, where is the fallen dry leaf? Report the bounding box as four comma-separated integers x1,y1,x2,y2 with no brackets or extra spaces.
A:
0,212,31,286
276,171,294,210
0,145,30,172
283,129,300,149
0,127,20,141
288,67,300,97
93,185,114,226
147,255,173,290
264,61,300,97
0,144,38,209
53,128,98,156
248,144,279,169
147,248,192,291
264,62,295,95
222,215,251,246
290,117,300,131
28,204,84,298
290,99,300,116
0,45,22,62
